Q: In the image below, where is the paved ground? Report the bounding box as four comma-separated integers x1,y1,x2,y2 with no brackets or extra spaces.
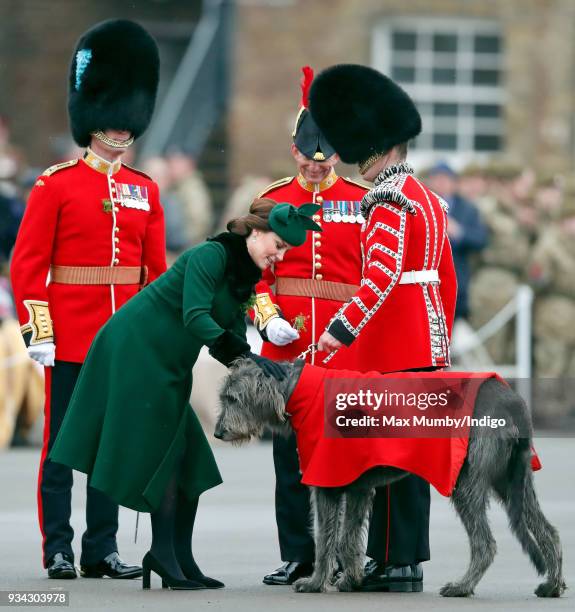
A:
0,438,572,611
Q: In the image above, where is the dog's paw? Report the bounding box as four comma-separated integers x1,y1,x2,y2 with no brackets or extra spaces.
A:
440,582,474,597
293,577,325,593
535,580,566,598
335,573,361,592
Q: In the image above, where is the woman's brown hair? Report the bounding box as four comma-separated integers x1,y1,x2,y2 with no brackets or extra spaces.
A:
227,197,276,236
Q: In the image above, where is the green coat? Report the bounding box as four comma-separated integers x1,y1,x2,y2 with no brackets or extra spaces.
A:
50,234,259,512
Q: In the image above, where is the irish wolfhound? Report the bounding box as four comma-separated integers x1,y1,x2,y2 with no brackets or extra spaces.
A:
214,358,565,598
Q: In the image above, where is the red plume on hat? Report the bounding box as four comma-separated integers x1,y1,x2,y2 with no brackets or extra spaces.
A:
300,66,314,109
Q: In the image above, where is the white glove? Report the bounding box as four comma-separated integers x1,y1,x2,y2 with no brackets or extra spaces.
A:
266,317,300,346
28,342,56,367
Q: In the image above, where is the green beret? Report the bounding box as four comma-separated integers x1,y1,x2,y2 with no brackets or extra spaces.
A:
269,202,323,246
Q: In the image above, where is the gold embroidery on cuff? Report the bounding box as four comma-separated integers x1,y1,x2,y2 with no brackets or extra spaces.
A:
22,300,54,345
253,293,280,331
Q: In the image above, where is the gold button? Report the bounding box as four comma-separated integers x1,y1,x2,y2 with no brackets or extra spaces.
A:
313,214,321,221
315,240,321,247
313,232,321,238
315,273,323,280
315,262,322,269
115,237,119,243
114,258,119,265
115,227,120,233
115,247,120,253
315,254,321,260
316,195,324,203
114,207,119,213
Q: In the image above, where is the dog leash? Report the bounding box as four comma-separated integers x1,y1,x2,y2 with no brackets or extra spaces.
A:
297,343,339,364
297,343,318,360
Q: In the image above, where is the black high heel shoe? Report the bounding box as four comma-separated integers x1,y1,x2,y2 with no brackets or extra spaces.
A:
182,571,225,589
142,552,205,590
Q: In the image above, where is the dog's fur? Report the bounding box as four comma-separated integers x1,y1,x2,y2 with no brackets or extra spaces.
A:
215,358,565,597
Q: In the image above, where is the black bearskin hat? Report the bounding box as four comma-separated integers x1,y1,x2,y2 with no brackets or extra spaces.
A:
309,64,421,166
68,19,160,147
292,66,336,161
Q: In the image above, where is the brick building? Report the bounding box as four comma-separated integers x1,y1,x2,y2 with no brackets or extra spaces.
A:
230,0,575,183
1,0,574,199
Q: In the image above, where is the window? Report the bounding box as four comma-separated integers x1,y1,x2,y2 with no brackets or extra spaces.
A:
372,18,505,165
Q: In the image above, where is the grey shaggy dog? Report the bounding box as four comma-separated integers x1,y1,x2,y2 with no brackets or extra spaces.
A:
215,358,565,598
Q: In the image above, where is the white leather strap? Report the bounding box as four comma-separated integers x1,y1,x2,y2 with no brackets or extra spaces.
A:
399,269,439,285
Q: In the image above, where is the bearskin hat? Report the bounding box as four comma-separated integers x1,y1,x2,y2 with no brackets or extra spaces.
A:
308,64,421,166
292,66,336,161
68,19,160,147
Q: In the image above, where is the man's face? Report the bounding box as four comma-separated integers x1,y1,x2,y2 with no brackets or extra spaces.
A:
291,144,338,184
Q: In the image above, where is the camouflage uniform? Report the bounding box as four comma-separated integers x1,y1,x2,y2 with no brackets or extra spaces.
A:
529,193,575,419
469,164,531,363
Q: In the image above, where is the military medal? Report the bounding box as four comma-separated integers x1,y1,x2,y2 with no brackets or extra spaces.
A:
344,202,353,222
353,201,365,223
332,202,342,223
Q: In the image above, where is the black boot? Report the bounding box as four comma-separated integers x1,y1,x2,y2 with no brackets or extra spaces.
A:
263,561,313,585
361,560,423,592
47,553,77,579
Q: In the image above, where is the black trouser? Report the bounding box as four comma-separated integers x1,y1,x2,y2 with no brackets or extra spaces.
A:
272,430,429,565
366,476,430,564
272,430,314,563
39,361,119,567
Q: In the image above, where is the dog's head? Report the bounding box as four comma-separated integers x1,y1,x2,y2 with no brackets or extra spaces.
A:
215,357,290,444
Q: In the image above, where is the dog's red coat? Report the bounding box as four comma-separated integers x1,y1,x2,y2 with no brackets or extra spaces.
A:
286,364,541,495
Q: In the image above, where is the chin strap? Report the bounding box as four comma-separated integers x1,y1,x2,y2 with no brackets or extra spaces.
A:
134,512,139,544
92,130,134,149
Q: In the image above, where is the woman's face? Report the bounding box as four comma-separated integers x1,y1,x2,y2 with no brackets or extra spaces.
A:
247,230,291,270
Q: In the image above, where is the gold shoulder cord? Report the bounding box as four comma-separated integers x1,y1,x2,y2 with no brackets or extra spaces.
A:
20,300,54,345
257,176,294,198
42,159,79,177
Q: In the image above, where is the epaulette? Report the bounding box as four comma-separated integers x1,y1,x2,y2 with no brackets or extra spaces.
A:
342,176,369,190
42,159,78,177
361,186,417,216
257,176,294,198
122,163,152,180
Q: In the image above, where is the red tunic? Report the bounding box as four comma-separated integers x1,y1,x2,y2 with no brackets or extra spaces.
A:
250,170,368,368
11,155,167,363
286,364,541,495
327,165,458,373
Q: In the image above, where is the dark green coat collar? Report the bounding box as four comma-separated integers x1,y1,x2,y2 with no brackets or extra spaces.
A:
207,232,261,302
